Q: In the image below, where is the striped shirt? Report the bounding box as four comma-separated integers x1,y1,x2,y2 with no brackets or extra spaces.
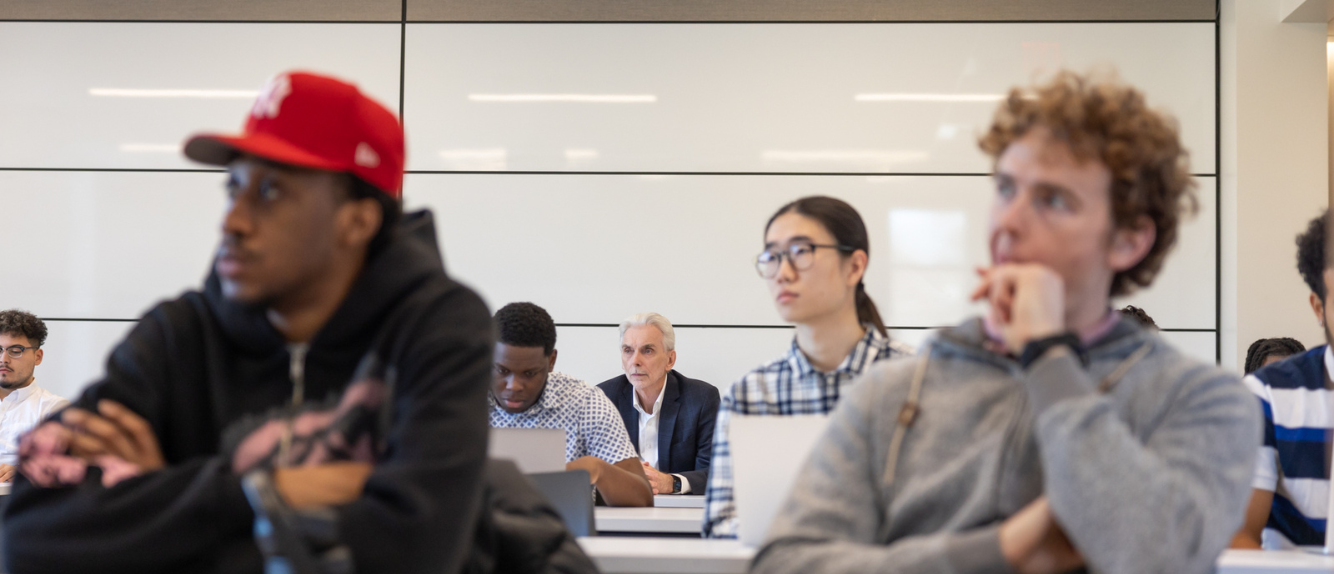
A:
1245,345,1334,548
702,327,914,538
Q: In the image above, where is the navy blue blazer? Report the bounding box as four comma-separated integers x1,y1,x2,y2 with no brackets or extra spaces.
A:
596,370,720,491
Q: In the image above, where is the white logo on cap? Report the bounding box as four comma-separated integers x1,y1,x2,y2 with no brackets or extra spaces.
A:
355,142,380,168
251,74,292,120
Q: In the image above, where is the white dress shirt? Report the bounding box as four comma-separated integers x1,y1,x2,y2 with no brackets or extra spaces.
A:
632,381,691,494
0,381,70,466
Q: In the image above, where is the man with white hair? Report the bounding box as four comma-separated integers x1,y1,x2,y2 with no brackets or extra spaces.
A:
597,313,720,495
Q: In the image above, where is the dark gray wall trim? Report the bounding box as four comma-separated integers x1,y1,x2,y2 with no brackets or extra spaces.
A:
407,0,1214,23
0,0,401,21
0,0,1214,23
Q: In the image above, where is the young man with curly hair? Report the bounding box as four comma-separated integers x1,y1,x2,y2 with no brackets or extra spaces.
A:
0,310,69,482
487,302,653,507
751,71,1259,574
1232,211,1333,549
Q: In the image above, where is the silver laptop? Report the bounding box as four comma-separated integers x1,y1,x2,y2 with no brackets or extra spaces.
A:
488,427,567,474
731,414,831,547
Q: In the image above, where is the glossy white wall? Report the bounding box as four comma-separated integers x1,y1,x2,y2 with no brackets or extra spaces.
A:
0,171,224,319
2,19,1220,400
405,174,1216,330
404,23,1215,175
0,22,401,170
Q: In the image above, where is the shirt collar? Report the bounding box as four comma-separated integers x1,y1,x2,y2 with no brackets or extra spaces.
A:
786,325,883,378
631,378,667,417
1,381,37,405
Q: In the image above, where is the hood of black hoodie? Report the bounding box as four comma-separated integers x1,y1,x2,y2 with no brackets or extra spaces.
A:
200,209,447,357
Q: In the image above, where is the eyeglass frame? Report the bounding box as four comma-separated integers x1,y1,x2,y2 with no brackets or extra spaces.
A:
0,345,40,359
755,242,856,278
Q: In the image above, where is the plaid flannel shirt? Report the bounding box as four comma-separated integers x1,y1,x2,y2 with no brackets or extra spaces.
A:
702,327,914,538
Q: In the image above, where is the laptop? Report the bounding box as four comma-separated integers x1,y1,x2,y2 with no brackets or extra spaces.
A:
730,414,831,547
488,427,567,474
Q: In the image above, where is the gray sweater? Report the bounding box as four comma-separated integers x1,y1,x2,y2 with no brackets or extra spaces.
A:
751,318,1261,574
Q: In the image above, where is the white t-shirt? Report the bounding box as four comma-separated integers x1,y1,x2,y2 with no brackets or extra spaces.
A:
0,382,70,466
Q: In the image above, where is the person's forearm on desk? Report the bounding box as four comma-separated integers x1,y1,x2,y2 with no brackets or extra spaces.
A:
1230,488,1273,549
569,456,653,507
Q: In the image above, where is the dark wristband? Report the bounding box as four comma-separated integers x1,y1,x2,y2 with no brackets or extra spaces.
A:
672,475,682,494
1019,333,1085,370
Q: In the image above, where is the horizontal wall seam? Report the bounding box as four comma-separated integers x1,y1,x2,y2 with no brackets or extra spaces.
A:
0,167,1219,178
0,19,1218,24
38,318,1218,333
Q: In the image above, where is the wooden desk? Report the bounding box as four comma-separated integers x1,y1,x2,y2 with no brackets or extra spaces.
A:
594,507,703,535
653,494,704,508
578,537,752,574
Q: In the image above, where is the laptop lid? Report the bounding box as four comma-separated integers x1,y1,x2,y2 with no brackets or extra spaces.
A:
488,427,567,474
731,414,830,547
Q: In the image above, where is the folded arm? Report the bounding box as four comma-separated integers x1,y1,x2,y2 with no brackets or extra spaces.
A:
1026,350,1262,574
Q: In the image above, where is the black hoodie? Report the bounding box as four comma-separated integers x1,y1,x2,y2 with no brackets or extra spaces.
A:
4,210,493,574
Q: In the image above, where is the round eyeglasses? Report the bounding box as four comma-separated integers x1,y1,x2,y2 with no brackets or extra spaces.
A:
755,242,854,278
0,345,39,359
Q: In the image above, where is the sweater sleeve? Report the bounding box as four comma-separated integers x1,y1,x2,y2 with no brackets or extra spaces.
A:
4,306,259,574
752,371,1013,574
1024,350,1262,574
334,288,493,574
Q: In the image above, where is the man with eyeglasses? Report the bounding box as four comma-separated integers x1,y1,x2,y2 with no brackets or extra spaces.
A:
6,72,492,574
0,310,68,483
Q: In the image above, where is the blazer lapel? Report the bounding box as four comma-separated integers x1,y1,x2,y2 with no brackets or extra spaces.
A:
656,371,682,471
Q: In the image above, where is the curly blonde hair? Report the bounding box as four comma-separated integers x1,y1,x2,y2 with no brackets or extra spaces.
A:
978,71,1198,297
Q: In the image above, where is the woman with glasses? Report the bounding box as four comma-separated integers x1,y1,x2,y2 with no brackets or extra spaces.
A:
701,195,914,538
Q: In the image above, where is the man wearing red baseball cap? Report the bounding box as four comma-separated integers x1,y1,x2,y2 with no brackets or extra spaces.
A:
5,72,492,574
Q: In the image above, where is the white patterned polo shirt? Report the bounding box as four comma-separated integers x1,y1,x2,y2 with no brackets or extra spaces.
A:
488,371,639,464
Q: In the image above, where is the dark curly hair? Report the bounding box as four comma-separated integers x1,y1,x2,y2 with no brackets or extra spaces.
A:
494,302,557,356
1118,305,1157,330
0,309,47,347
1244,337,1307,374
979,71,1197,297
1296,211,1328,300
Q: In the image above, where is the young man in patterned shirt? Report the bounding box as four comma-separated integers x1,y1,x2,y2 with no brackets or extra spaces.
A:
487,302,653,507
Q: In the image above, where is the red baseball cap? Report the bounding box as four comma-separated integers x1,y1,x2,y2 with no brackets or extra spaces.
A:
183,71,405,198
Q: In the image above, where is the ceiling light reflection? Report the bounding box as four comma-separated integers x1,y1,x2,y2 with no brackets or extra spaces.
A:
468,94,657,103
564,149,599,160
763,150,929,166
438,148,507,171
855,93,1004,102
91,88,259,98
119,143,181,153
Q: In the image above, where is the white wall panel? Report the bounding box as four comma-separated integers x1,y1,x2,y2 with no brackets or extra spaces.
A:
0,23,401,169
1158,331,1217,366
0,171,225,318
404,23,1215,174
407,174,1216,330
35,320,136,404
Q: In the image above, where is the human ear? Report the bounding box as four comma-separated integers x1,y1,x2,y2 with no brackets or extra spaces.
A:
845,249,869,288
338,198,382,250
1107,216,1156,273
1311,292,1325,326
